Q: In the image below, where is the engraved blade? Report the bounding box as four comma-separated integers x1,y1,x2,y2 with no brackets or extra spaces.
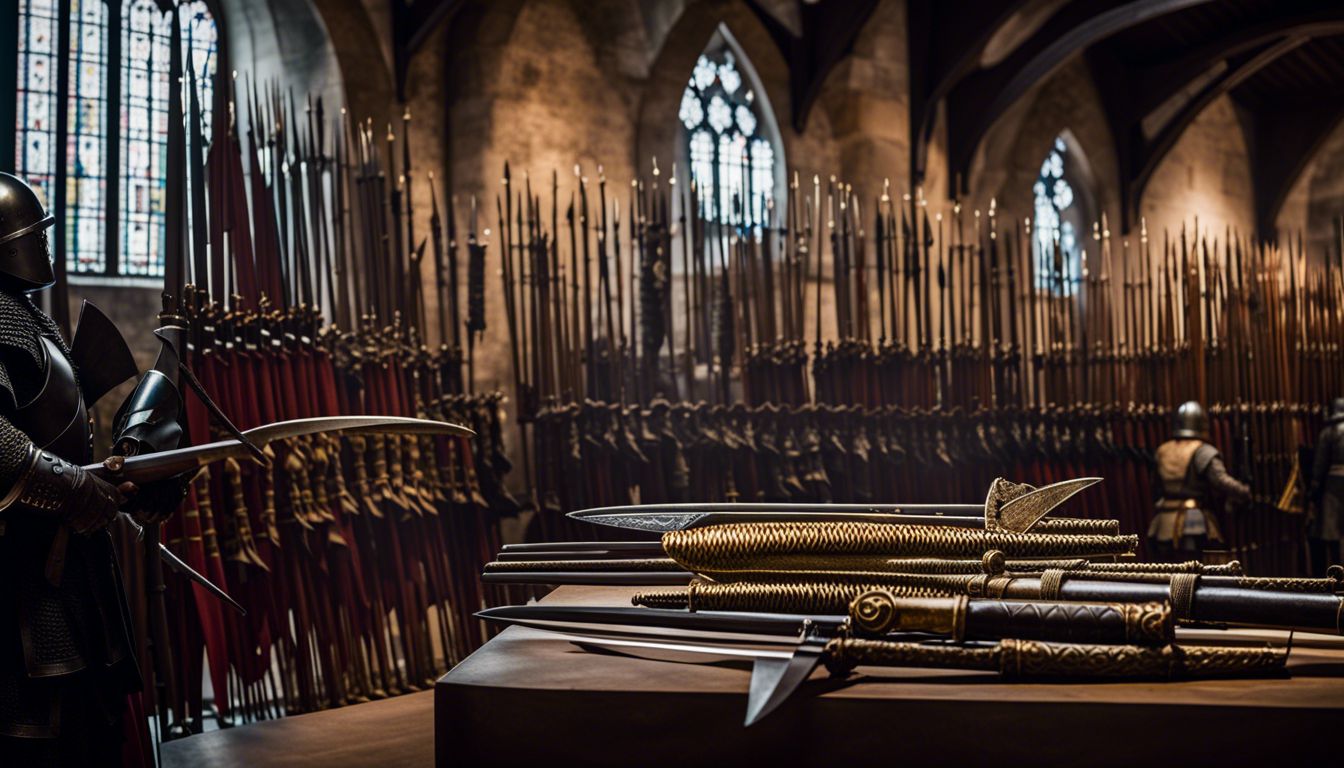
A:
996,477,1103,533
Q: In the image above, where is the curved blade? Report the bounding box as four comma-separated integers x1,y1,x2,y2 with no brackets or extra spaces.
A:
996,477,1102,533
745,642,826,726
158,543,246,616
88,416,473,484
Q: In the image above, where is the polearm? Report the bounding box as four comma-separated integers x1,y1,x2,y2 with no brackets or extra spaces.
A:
597,170,618,401
579,168,595,399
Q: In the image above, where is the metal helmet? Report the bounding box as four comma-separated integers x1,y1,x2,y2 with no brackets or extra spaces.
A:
0,172,56,291
1328,397,1344,425
1172,400,1208,439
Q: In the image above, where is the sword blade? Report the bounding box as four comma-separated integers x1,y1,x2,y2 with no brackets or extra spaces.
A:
477,604,843,639
89,415,472,484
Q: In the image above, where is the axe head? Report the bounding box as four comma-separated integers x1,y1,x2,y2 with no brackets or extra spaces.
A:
70,300,139,406
985,477,1103,533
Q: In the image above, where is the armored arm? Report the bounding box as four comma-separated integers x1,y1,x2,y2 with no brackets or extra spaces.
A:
1195,444,1251,504
0,413,127,533
1310,427,1331,504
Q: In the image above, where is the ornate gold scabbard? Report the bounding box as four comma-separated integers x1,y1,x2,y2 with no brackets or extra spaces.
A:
846,590,1174,646
661,521,1137,574
821,637,1287,680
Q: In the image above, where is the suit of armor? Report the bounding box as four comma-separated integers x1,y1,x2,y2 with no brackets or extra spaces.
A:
0,173,138,765
1308,399,1344,575
1148,402,1250,562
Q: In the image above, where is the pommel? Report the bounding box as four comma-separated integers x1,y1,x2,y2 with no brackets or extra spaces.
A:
981,550,1006,574
848,590,968,642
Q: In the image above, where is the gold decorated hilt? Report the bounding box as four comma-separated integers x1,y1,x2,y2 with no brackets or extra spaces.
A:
847,589,1175,646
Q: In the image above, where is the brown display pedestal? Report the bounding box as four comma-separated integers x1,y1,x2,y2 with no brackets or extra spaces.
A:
436,585,1342,767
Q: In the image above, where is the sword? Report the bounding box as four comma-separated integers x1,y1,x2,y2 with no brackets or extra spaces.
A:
477,600,1284,726
100,415,473,613
89,415,474,484
567,477,1101,533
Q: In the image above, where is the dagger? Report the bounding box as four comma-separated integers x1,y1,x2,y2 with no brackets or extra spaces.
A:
567,477,1102,533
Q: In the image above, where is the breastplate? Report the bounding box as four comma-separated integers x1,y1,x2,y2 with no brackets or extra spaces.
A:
11,336,90,463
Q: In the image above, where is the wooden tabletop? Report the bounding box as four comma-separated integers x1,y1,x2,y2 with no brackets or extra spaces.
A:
163,690,434,768
436,585,1343,767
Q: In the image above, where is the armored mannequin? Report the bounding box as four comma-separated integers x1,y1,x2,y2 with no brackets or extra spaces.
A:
1308,398,1344,575
1148,401,1251,561
0,172,140,766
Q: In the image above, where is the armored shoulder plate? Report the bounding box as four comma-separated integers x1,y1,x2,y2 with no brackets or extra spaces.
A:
8,337,90,463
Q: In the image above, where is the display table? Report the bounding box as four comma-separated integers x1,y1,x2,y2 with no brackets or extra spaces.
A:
435,585,1341,766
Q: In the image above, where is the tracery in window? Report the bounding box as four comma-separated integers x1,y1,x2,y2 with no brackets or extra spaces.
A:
679,46,778,230
1032,135,1087,292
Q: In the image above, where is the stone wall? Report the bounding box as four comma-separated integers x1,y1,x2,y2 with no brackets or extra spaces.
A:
1138,95,1255,245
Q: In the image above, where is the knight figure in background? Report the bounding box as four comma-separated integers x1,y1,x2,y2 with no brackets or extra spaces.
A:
1148,400,1252,562
0,171,162,766
1308,397,1344,576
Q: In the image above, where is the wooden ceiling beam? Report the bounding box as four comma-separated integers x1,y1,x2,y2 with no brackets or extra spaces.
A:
745,0,880,134
1248,105,1344,241
1122,36,1307,231
943,0,1212,196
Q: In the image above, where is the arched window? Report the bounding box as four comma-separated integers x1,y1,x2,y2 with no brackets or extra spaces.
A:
14,0,218,280
679,30,781,232
1032,134,1091,292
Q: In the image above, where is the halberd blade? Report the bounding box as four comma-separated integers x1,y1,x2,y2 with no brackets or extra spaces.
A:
745,643,826,726
993,477,1102,533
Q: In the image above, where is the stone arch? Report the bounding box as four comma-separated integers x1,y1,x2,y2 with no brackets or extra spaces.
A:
634,0,836,189
967,55,1121,235
673,23,788,221
224,0,350,126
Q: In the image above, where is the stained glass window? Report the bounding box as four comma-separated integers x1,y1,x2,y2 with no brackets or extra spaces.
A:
1033,136,1084,292
120,0,217,278
680,48,778,229
17,0,59,212
67,0,109,274
13,0,218,279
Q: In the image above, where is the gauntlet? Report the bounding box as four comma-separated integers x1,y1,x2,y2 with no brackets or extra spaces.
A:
0,444,126,533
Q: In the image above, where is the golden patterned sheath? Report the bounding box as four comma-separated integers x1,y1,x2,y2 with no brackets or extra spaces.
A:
846,590,1174,646
821,637,1286,680
661,521,1137,574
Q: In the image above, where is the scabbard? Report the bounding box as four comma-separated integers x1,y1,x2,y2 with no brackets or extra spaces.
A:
847,591,1174,646
661,521,1137,574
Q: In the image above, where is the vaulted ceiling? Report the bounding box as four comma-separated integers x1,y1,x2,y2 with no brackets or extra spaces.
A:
394,0,1344,236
